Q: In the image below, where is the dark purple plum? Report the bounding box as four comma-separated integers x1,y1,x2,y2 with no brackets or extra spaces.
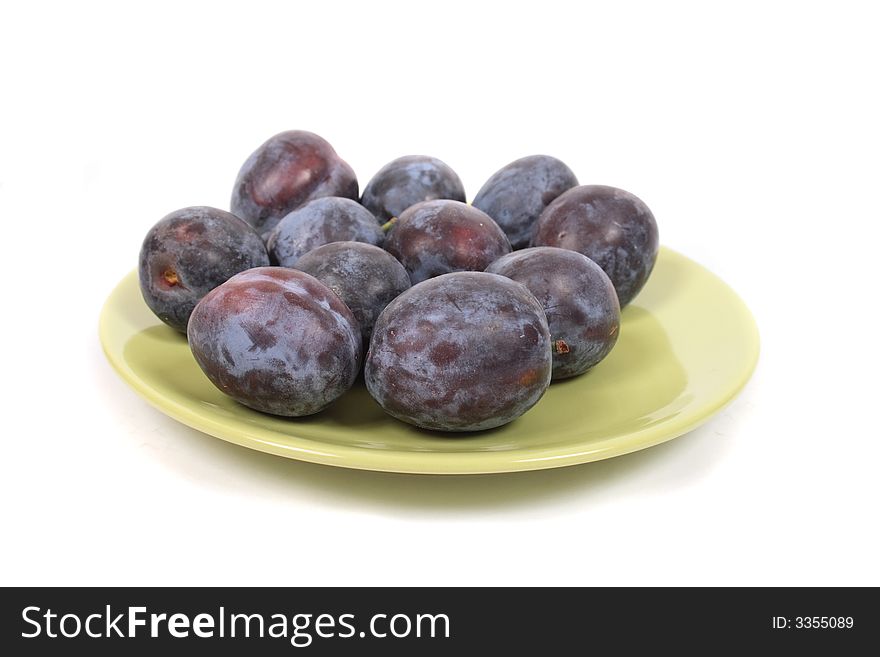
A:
532,185,659,307
138,206,269,333
231,130,358,239
384,200,511,284
187,267,362,417
360,155,466,222
266,197,385,267
473,155,578,249
486,247,620,379
293,242,411,342
365,272,551,432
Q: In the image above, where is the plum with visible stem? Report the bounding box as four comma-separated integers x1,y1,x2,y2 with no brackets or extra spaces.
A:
231,130,358,239
532,184,658,307
138,206,269,333
365,271,552,432
187,267,362,417
486,247,620,379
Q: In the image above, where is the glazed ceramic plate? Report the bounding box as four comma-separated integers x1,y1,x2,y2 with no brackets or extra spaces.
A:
99,247,759,474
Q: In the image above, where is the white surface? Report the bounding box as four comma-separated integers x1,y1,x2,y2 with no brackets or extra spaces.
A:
1,1,878,586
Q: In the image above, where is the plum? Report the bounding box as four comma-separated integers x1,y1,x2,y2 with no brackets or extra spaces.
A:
486,247,620,379
231,130,358,239
365,271,552,432
360,155,466,222
473,155,578,249
266,196,385,267
293,241,411,342
187,267,362,417
138,206,269,333
383,200,511,284
532,185,658,307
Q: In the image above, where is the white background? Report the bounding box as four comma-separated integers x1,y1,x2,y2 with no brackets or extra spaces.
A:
1,1,878,586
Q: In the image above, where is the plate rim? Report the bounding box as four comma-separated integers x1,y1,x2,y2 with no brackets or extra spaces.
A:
99,247,760,475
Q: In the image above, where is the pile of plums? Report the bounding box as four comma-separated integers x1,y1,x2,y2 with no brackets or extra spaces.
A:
139,130,659,432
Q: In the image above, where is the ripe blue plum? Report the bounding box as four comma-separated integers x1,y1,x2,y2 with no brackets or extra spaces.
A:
383,200,511,283
266,197,385,267
138,206,269,333
473,155,578,249
231,130,358,239
187,267,362,417
293,242,411,342
486,247,620,379
360,155,466,222
365,272,552,432
532,185,659,307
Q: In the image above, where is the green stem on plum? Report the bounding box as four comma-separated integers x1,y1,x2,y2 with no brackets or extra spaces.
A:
381,217,398,233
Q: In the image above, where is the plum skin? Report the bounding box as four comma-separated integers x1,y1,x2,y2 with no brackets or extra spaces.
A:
187,267,362,417
365,271,552,432
473,155,578,249
266,197,385,267
486,247,620,379
384,200,512,284
532,185,658,307
360,155,466,222
293,241,411,342
138,206,269,333
231,130,358,239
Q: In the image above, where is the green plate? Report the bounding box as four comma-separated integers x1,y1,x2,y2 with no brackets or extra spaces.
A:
99,247,759,474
